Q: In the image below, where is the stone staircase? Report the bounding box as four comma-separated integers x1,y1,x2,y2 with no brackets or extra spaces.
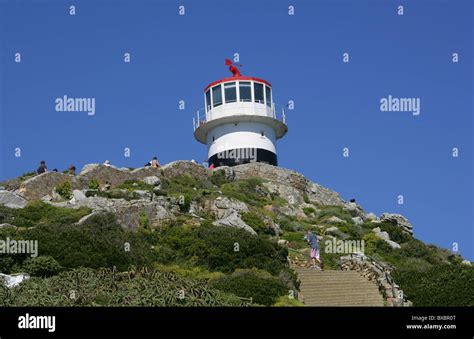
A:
296,268,385,306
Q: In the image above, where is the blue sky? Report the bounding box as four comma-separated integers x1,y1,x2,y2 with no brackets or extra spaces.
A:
0,0,472,260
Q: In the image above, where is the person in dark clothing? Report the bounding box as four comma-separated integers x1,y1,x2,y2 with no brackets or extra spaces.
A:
68,165,76,175
37,161,48,174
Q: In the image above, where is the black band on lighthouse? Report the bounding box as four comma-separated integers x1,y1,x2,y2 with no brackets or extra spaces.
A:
208,148,277,167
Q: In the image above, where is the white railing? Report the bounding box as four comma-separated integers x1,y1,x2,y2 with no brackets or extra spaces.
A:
193,102,287,131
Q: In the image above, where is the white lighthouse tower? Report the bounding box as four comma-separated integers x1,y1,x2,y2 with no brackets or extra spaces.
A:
193,60,288,167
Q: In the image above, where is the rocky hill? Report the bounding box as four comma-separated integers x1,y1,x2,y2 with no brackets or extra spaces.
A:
0,161,472,306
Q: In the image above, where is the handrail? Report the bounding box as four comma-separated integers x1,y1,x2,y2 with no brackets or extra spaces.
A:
193,102,288,131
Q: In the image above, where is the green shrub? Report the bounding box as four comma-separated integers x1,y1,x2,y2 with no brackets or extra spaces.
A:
55,181,72,199
0,267,243,306
209,170,228,187
4,201,91,228
18,213,156,270
210,269,288,306
88,179,100,190
241,212,269,234
378,222,411,244
221,177,270,207
302,193,310,204
393,264,474,306
21,256,62,277
273,295,305,307
303,207,316,216
117,180,154,192
281,231,307,249
362,232,393,255
152,224,290,278
317,205,353,223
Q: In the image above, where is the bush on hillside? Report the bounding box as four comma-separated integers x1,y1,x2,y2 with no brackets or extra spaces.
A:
317,205,353,223
0,201,90,228
241,212,270,235
21,256,62,277
55,181,73,199
7,213,156,271
0,267,243,307
221,177,270,207
152,224,290,277
209,269,288,306
393,264,474,306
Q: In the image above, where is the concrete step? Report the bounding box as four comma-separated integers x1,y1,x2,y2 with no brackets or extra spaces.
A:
296,268,385,307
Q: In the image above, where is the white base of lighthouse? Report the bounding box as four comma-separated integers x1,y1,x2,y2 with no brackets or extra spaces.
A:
207,121,278,167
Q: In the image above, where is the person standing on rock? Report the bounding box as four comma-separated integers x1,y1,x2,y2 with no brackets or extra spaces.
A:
36,160,48,174
304,230,322,270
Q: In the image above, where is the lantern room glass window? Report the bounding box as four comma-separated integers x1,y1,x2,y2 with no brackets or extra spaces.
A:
265,85,272,107
224,82,237,103
239,82,252,102
254,82,264,104
212,85,222,107
205,90,211,111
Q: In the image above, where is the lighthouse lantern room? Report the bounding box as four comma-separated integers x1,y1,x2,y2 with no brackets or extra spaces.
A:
193,59,288,168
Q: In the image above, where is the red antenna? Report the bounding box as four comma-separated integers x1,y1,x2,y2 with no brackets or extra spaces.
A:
225,58,242,77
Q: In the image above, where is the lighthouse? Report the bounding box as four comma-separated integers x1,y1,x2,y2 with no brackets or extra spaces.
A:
193,60,288,167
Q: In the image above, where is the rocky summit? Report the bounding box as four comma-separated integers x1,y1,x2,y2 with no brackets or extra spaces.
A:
0,161,472,307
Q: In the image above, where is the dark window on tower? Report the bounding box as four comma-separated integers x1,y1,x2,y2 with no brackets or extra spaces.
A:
212,85,222,107
265,85,272,107
239,82,252,102
224,82,237,103
254,83,264,103
205,90,211,110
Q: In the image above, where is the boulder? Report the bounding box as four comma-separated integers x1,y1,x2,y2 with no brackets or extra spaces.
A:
373,227,401,249
278,239,289,246
382,239,401,249
232,162,343,206
213,166,236,181
365,212,377,221
143,176,161,186
133,190,152,200
375,231,390,241
326,216,347,224
72,189,87,202
325,226,349,239
0,223,17,229
201,196,249,219
160,160,208,180
380,213,413,235
212,210,257,235
344,202,365,219
0,190,27,208
17,172,76,201
352,216,364,225
0,273,30,288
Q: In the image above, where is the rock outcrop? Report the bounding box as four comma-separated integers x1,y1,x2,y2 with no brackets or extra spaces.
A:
0,190,28,209
231,163,344,206
380,213,413,235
